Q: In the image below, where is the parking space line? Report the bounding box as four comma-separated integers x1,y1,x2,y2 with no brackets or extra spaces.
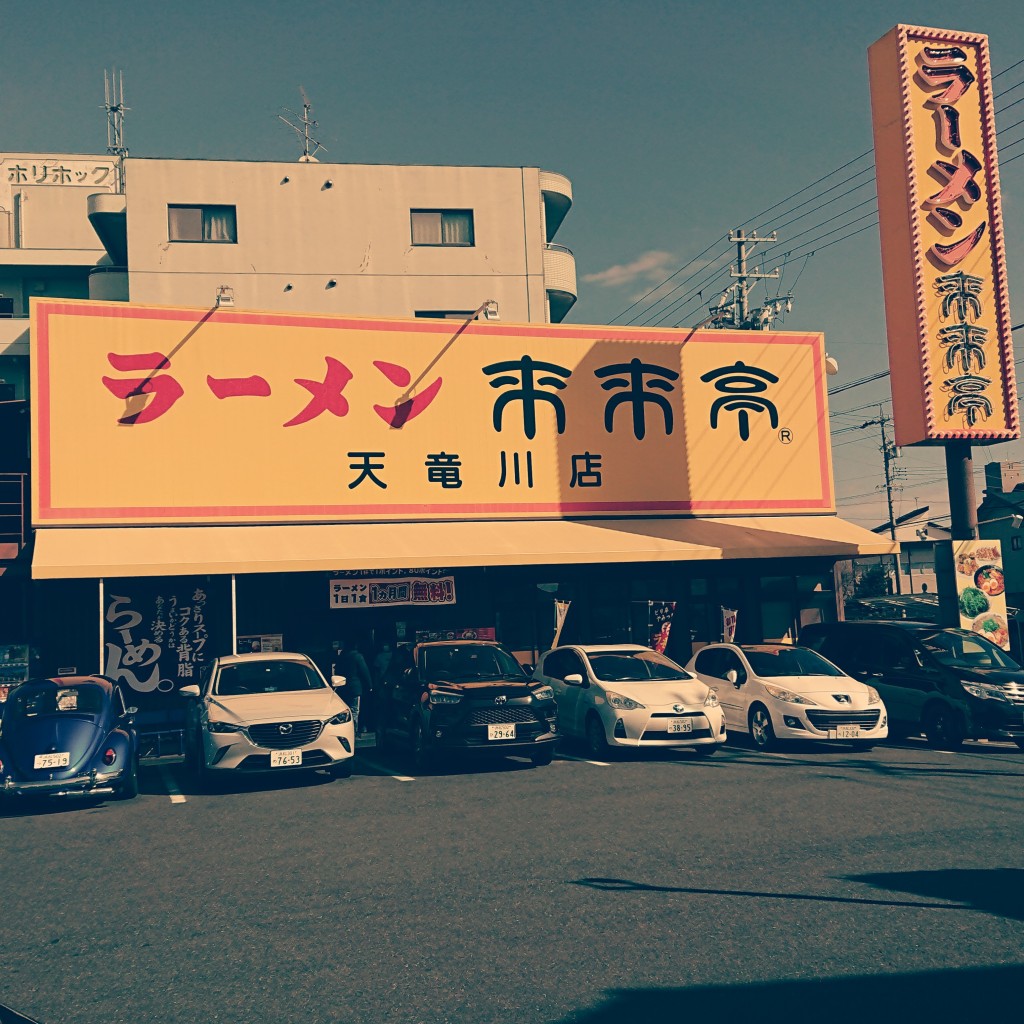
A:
358,758,415,781
158,766,187,804
557,753,610,766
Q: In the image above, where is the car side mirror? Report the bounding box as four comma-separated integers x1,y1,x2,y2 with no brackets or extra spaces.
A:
564,673,586,687
726,669,739,685
178,684,200,698
331,674,347,690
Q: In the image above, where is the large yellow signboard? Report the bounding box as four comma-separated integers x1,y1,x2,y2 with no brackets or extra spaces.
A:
869,24,1018,446
31,300,834,525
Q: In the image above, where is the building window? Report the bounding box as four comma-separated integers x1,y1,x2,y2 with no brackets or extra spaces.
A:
1012,536,1022,551
168,205,237,243
410,210,474,246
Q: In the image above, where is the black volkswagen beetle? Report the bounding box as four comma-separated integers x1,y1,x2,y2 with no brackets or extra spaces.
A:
0,676,140,802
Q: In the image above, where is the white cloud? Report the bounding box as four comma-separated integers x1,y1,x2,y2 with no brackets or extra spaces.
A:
582,250,676,288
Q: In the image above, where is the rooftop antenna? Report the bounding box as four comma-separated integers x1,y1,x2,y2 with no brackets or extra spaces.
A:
103,68,129,192
278,87,327,162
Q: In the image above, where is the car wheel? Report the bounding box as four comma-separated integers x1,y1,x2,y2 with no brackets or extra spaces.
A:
924,705,965,751
332,758,353,779
116,755,140,800
411,720,435,773
530,747,554,767
585,714,610,759
749,705,777,751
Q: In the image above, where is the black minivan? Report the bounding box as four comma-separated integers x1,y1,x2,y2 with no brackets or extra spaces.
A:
801,621,1024,750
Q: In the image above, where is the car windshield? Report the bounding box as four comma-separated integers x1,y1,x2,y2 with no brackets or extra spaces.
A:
3,684,105,721
914,629,1020,670
586,650,694,682
215,660,328,696
419,645,526,682
743,647,846,677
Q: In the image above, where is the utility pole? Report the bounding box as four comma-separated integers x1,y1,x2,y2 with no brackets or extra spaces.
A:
856,408,905,594
706,229,794,330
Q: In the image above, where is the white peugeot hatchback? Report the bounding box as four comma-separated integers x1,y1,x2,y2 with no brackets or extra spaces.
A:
686,643,888,751
533,644,726,758
179,652,356,783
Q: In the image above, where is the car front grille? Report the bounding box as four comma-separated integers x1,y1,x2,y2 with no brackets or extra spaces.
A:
468,706,538,725
806,710,881,731
247,720,324,749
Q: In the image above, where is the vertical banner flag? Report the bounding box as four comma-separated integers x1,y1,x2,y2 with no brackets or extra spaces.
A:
952,539,1009,648
649,602,676,653
722,608,738,644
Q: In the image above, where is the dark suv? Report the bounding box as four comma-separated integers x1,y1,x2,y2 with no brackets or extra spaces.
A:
374,640,558,769
801,621,1024,750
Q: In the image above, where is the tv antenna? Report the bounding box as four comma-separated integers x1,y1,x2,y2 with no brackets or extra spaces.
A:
103,68,129,192
278,87,327,162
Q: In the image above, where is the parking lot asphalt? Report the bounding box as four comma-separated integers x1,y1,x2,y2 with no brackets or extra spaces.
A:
2,736,1023,1024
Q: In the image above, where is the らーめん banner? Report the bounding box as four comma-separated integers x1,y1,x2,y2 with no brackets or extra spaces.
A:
31,300,834,525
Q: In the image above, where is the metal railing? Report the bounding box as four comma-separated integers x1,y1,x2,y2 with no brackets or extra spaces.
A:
544,242,574,256
0,473,27,552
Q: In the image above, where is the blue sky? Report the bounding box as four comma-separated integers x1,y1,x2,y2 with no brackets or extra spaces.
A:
5,0,1024,528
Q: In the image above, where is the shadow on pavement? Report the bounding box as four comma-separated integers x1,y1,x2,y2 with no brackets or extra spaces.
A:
550,963,1024,1024
847,867,1024,922
570,876,968,912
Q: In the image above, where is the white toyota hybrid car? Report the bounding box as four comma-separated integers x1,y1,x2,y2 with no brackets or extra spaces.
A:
686,643,888,751
532,644,726,758
179,652,356,783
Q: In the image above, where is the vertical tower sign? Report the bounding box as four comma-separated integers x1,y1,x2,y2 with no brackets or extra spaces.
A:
869,24,1018,447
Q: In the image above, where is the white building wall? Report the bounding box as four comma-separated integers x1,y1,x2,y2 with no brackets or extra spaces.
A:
124,159,552,322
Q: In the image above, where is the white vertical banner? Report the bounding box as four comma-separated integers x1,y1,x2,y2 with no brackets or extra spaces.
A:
553,601,571,648
722,608,738,644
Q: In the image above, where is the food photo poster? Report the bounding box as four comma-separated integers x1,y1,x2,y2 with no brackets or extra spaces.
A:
954,541,1009,649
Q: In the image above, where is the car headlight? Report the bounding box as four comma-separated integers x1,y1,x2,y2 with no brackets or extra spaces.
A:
865,686,881,705
605,691,645,711
207,720,245,733
762,683,818,705
428,690,462,705
328,710,352,725
703,689,719,707
962,682,1010,702
531,685,554,701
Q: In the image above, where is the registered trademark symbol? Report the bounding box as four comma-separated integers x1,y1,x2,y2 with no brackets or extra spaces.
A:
778,428,793,444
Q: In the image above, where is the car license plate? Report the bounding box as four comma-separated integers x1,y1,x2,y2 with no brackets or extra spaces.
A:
34,751,71,769
834,725,861,739
667,719,693,734
488,724,516,740
270,750,302,767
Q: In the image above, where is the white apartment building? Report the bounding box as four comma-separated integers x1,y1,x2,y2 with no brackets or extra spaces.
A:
1,153,577,403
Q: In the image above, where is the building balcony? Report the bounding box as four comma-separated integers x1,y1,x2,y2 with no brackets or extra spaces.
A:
87,192,128,265
0,317,29,357
88,266,129,301
539,170,573,241
543,243,577,323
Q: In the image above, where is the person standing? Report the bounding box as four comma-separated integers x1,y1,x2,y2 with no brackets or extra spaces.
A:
333,638,371,734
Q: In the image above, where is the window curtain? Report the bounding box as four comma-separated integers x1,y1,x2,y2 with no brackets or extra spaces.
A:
441,212,472,245
411,212,442,245
204,207,236,242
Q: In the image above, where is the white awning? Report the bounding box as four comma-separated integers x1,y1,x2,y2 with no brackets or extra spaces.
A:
31,515,896,580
